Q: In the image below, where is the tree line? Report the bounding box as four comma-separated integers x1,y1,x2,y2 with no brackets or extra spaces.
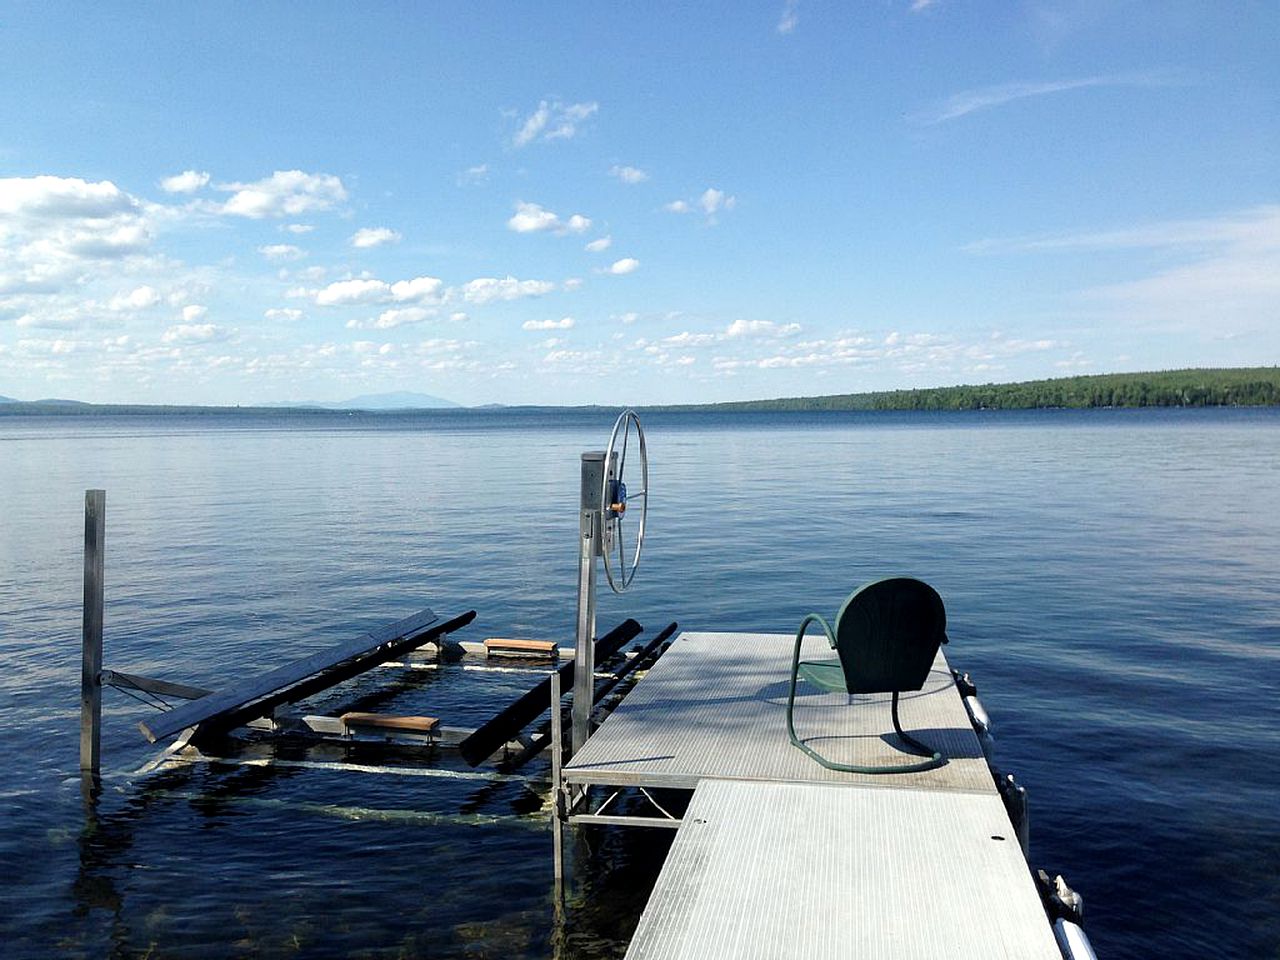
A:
686,367,1280,413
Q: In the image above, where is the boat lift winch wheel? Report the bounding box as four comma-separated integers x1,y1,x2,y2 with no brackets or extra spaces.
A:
599,408,648,594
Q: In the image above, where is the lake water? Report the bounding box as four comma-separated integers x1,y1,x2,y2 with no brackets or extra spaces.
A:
1,408,1277,959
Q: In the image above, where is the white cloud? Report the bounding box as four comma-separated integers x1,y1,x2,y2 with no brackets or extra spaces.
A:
161,322,230,344
312,274,442,307
350,227,401,248
911,0,937,11
523,316,576,331
607,258,640,275
507,201,591,235
617,311,639,325
704,328,1064,374
218,170,347,218
159,170,211,194
919,72,1174,124
460,275,556,304
449,312,469,323
0,176,153,285
458,164,489,185
662,331,717,346
264,307,303,322
610,165,649,184
777,0,799,34
700,188,737,217
666,189,736,222
348,307,434,330
585,235,613,253
315,278,390,306
390,276,444,302
508,201,559,233
108,286,161,311
181,304,208,323
726,318,800,337
285,223,315,234
0,176,135,218
513,99,599,147
259,243,305,261
563,277,584,291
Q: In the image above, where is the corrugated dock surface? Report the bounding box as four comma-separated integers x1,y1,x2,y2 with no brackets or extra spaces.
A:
562,632,1060,959
564,631,991,793
624,779,1062,960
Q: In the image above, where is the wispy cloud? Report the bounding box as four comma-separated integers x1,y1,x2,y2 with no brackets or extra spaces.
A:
777,0,799,34
972,205,1280,338
966,205,1280,255
918,72,1174,124
665,187,737,223
513,100,599,147
609,164,648,184
1083,210,1280,334
259,243,305,262
522,316,575,331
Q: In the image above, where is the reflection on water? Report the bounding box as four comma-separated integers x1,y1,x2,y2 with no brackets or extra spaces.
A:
1,408,1278,958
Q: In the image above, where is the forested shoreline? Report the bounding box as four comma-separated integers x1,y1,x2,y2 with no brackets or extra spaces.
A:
676,367,1280,412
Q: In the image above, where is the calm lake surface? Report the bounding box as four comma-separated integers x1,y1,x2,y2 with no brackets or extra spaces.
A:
1,408,1277,959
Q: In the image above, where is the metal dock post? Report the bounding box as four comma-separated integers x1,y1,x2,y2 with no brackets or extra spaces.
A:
550,669,565,893
572,450,612,754
80,489,105,782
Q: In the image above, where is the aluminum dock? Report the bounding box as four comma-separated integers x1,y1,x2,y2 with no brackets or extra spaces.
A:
561,631,1062,958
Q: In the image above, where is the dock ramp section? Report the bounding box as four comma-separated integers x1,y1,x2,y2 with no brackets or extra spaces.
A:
625,777,1061,960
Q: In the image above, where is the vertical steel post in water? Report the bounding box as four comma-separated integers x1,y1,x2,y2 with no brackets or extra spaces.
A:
572,451,612,754
550,669,565,892
80,489,105,778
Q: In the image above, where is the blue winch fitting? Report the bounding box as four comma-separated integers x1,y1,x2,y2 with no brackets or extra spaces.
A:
608,479,628,514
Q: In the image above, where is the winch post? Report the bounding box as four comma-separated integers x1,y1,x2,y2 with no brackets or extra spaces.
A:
573,451,614,753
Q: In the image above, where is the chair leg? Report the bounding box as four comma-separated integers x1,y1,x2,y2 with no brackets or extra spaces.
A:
890,691,941,760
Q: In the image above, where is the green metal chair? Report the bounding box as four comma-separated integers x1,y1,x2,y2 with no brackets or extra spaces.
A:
786,577,948,774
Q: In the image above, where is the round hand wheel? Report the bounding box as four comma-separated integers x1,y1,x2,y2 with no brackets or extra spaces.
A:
600,409,648,594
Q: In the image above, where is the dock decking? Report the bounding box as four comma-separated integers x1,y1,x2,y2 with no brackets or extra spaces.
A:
561,631,1060,959
563,631,991,794
625,778,1061,959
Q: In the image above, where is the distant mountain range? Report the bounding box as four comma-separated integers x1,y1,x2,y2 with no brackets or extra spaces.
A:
0,391,459,410
0,395,88,406
262,391,460,410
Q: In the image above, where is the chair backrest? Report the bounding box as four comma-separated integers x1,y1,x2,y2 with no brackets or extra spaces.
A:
834,577,946,694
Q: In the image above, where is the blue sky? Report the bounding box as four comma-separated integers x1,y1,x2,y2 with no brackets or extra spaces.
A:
0,1,1276,406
